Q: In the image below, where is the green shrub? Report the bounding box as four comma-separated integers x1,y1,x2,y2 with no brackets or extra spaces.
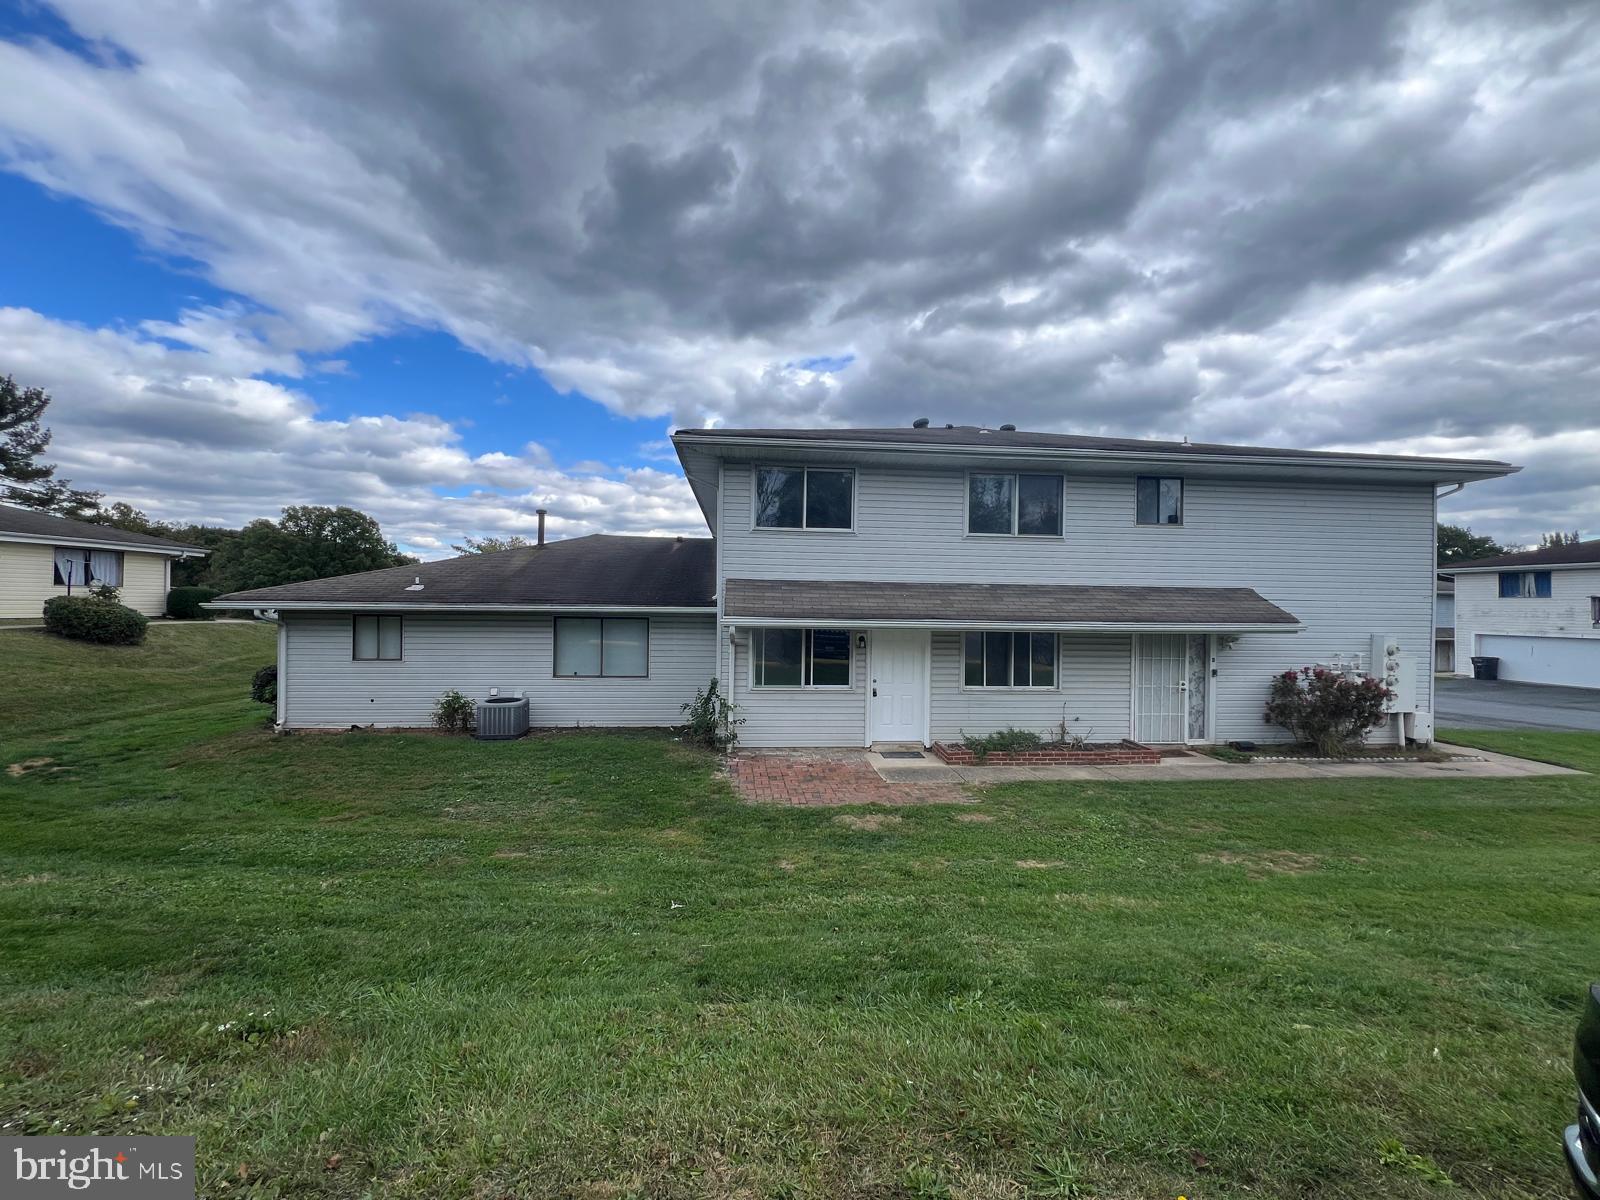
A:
680,678,742,751
251,664,278,705
42,595,148,645
167,586,219,620
433,689,475,733
1263,667,1392,757
960,726,1044,762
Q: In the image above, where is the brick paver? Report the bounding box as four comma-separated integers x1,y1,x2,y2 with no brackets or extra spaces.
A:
729,749,972,806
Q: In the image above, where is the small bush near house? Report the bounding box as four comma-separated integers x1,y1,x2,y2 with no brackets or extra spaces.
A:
1263,666,1392,757
167,586,219,620
680,677,742,751
961,726,1044,762
250,664,277,705
41,594,148,646
433,689,475,733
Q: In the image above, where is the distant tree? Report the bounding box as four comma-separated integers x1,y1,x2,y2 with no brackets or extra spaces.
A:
207,505,415,593
450,534,532,555
92,500,159,534
1437,523,1507,565
1538,530,1582,548
0,375,101,517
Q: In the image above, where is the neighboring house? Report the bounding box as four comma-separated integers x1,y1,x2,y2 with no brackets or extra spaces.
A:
0,504,207,619
209,424,1517,746
1435,574,1456,673
1442,540,1600,688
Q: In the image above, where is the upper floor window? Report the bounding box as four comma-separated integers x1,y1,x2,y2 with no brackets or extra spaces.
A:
1135,477,1183,525
754,467,853,530
52,547,122,587
554,617,649,677
751,627,852,687
1591,596,1600,626
967,473,1063,537
353,615,403,661
962,631,1057,688
1498,570,1552,598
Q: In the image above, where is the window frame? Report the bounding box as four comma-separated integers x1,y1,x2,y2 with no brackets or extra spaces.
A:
963,471,1065,539
959,630,1060,690
51,547,124,587
351,614,404,662
750,465,856,533
552,616,651,679
1498,570,1552,599
1591,596,1600,626
1134,476,1185,527
749,627,855,690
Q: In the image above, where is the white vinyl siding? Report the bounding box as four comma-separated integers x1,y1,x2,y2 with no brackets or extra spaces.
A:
930,632,1132,743
1453,565,1600,686
720,465,1435,744
730,627,867,746
280,613,715,728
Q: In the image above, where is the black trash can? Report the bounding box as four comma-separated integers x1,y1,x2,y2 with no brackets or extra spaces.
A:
1470,655,1500,681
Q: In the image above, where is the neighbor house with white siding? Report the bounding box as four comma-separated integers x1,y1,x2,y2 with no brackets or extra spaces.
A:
0,504,206,618
210,424,1517,746
1442,539,1600,688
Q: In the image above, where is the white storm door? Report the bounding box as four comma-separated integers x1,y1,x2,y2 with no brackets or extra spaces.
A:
1134,633,1187,743
869,629,928,744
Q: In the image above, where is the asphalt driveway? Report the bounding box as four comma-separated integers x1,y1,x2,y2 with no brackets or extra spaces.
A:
1436,676,1600,732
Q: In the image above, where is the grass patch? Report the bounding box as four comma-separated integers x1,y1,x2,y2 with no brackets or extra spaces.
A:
1,626,1596,1197
1439,726,1600,772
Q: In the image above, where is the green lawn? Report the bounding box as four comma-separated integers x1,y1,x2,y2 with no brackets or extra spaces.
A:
2,626,1597,1199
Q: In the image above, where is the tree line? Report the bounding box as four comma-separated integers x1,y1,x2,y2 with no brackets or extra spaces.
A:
2,374,417,593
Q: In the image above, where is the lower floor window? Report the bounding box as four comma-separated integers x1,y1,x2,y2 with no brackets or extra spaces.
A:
963,631,1057,688
752,628,851,687
353,614,403,660
554,617,649,677
52,547,123,587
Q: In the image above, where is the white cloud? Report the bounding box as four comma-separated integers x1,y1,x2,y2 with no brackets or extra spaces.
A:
0,0,1597,545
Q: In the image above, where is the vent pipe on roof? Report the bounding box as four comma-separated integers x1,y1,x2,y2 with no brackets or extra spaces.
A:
999,423,1016,432
912,417,930,428
536,509,547,546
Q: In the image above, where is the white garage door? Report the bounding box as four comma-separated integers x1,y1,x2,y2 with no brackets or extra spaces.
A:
1477,635,1600,689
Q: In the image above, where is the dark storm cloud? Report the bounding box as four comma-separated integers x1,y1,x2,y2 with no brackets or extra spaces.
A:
1,0,1598,547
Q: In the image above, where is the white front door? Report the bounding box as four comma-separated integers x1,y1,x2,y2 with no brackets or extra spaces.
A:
1134,634,1211,743
869,629,928,745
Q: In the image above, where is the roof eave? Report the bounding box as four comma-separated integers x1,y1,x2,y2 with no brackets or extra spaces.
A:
0,531,207,556
204,600,716,613
671,432,1519,483
1441,561,1600,574
721,614,1304,633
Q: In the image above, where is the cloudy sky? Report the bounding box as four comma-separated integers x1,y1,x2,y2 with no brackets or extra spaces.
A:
1,0,1596,556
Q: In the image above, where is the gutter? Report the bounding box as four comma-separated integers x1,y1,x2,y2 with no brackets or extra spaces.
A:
0,532,207,557
203,601,717,614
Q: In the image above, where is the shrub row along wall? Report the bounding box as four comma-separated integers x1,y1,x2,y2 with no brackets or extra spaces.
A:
932,740,1161,766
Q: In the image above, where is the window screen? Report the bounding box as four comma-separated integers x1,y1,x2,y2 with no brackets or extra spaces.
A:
353,615,403,660
962,631,1057,687
1136,477,1183,525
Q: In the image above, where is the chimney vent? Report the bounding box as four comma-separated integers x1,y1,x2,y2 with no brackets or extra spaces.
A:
536,509,547,545
911,417,930,429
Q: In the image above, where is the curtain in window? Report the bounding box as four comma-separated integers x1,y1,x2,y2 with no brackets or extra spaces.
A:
89,550,123,585
53,548,83,587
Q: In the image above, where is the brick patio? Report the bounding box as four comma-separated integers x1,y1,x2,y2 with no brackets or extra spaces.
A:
728,749,973,806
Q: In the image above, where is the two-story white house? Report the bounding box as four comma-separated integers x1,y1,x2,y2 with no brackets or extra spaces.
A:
1442,539,1600,688
211,424,1516,746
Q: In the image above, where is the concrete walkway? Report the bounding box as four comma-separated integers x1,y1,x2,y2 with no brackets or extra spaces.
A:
867,742,1580,785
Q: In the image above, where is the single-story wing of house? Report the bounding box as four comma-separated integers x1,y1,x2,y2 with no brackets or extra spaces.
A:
0,503,207,618
210,422,1518,747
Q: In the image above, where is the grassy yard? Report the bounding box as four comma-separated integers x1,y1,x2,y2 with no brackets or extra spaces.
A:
1,625,1597,1198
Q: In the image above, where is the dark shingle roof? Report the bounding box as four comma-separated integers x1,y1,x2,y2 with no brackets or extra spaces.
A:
212,535,716,609
723,578,1301,628
1443,539,1600,571
677,425,1515,470
0,504,205,553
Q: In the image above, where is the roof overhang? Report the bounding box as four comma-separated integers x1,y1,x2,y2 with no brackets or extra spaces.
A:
721,578,1304,633
1442,561,1600,574
0,531,207,557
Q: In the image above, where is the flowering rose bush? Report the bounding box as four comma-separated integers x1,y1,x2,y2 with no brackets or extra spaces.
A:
1263,666,1393,756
